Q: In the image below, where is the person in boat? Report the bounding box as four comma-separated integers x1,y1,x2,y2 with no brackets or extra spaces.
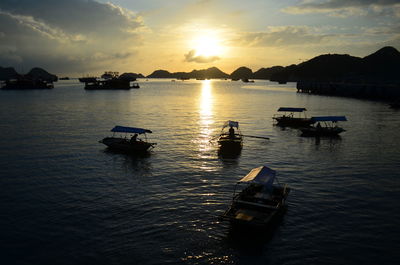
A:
229,126,235,139
130,133,138,143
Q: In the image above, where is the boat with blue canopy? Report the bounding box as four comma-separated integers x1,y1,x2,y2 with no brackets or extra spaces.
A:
99,125,156,153
220,166,290,228
301,116,347,137
273,107,313,127
217,121,243,155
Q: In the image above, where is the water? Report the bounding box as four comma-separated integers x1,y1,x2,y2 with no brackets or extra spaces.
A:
0,79,399,265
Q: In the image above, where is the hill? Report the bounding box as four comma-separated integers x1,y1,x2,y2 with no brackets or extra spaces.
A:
0,66,20,80
230,67,253,80
268,46,400,83
147,67,229,79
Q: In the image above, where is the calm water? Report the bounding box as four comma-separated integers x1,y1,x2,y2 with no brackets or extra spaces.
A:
0,79,399,265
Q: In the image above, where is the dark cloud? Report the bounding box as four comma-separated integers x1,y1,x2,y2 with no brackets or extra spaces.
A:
0,0,144,74
284,0,400,16
234,26,333,47
184,50,220,63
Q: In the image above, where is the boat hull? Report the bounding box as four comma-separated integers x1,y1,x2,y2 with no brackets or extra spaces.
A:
221,186,290,229
100,137,154,153
301,127,345,137
218,136,243,155
273,117,313,127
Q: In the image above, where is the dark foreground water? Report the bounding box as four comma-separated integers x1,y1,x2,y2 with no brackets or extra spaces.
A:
0,79,399,265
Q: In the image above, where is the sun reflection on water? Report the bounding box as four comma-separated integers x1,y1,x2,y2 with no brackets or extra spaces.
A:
197,80,215,166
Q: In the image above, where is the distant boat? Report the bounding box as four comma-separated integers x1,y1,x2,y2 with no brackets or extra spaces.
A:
241,78,254,83
99,126,156,154
59,77,70,80
78,77,97,83
217,120,243,155
220,165,290,228
273,107,313,128
389,101,400,109
83,72,139,90
300,116,347,137
1,78,53,90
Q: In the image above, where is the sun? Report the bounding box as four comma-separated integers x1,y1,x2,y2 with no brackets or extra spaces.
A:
192,34,223,57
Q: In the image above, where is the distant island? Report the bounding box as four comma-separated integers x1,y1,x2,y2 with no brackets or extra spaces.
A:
1,46,399,97
147,46,400,84
2,46,399,83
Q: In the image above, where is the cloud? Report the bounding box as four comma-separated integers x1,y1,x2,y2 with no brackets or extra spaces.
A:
283,0,400,17
0,0,144,74
184,50,220,63
233,26,334,47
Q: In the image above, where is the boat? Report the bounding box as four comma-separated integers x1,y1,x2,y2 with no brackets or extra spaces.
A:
217,121,243,154
1,78,53,90
300,116,347,137
99,126,156,153
220,166,290,228
241,78,254,83
273,107,313,127
389,101,400,109
78,76,97,83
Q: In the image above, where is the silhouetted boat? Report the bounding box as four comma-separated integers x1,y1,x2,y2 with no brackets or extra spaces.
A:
59,77,70,80
1,78,53,90
273,107,313,127
220,165,290,228
389,101,400,109
99,126,156,153
241,78,254,83
78,77,97,83
217,121,243,153
301,116,347,137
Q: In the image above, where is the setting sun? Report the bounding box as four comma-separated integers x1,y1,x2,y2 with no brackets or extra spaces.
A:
192,34,224,57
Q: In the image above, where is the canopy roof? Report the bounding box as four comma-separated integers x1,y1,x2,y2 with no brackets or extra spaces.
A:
311,116,347,122
223,120,239,129
239,166,276,188
111,126,152,134
277,107,306,112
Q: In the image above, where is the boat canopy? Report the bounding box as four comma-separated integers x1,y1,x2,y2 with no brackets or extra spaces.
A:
111,126,152,134
238,166,276,188
223,120,239,129
311,116,347,122
277,107,306,112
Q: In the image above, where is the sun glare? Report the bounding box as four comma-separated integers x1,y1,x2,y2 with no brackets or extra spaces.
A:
193,35,223,57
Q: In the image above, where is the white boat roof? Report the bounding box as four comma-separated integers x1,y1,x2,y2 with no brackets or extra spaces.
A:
239,166,276,187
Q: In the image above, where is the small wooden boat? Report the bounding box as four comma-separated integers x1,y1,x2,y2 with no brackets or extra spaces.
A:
300,116,347,137
217,121,243,154
221,166,290,228
273,107,313,127
99,126,156,153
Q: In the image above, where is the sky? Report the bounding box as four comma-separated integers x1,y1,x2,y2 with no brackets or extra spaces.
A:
0,0,399,76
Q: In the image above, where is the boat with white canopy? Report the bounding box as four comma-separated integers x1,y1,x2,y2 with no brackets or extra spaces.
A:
273,107,313,127
99,126,156,153
300,116,347,137
221,166,290,228
217,121,243,153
